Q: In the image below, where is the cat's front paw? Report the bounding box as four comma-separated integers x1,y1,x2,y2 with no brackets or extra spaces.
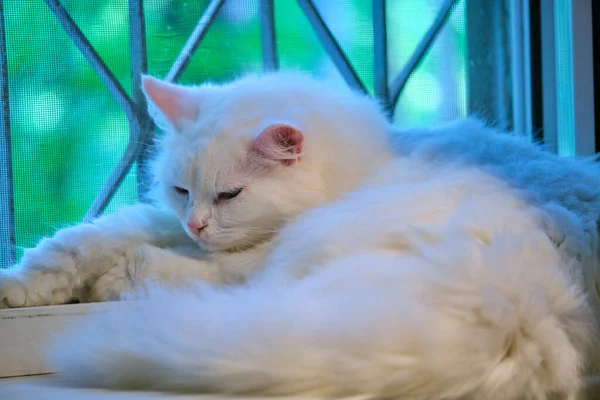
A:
0,269,75,308
0,240,80,308
88,245,149,302
0,272,27,308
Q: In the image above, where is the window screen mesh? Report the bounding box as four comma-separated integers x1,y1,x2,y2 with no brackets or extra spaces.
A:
3,0,468,266
553,0,575,157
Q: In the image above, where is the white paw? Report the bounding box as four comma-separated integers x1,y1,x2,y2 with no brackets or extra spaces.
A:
0,240,79,308
88,245,149,302
0,272,27,308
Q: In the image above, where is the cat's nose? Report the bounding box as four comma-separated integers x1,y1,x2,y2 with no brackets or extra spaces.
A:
187,220,208,236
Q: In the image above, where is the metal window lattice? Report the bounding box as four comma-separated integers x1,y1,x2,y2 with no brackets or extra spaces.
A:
0,0,462,268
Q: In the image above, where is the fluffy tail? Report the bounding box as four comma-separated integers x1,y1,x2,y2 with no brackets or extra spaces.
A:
49,235,594,399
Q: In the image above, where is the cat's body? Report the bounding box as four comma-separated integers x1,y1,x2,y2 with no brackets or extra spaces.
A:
1,73,600,399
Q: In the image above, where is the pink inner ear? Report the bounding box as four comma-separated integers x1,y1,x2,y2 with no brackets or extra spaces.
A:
142,76,199,126
252,124,304,166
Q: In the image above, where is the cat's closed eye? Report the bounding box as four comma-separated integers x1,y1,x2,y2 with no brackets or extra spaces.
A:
174,186,189,196
216,188,243,203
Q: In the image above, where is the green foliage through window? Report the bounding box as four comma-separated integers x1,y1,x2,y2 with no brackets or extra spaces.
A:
4,0,466,263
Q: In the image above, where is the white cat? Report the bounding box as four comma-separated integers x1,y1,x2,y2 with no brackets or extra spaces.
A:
2,72,600,399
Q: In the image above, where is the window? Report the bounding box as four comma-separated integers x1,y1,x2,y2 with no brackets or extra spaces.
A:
527,0,596,157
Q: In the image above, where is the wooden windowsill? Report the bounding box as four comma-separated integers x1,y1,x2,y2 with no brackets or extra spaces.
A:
0,374,290,399
0,302,128,378
2,304,600,399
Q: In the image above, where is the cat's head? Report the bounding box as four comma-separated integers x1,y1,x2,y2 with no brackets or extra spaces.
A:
143,72,392,252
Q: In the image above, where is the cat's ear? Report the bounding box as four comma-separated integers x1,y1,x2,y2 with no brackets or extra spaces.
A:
251,123,304,166
142,75,200,131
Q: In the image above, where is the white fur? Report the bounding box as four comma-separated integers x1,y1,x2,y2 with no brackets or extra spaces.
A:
2,72,600,399
51,160,595,399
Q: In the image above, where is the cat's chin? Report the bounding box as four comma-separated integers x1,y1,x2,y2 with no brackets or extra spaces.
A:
196,239,226,252
196,238,240,253
197,237,262,253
